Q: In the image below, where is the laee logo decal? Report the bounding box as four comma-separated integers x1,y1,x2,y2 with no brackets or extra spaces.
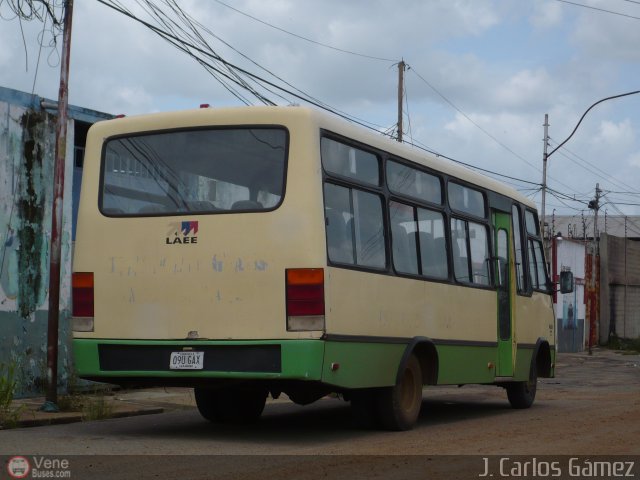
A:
166,221,199,245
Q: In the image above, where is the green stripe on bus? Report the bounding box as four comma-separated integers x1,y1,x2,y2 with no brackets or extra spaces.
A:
321,341,406,388
72,339,325,380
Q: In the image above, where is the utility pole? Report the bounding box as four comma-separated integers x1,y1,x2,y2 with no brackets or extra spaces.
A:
624,216,627,339
587,183,601,355
541,114,549,234
43,0,74,411
397,59,405,142
540,91,640,241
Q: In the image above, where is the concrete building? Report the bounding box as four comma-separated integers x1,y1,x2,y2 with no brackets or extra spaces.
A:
0,86,111,396
550,236,586,352
545,214,640,241
599,233,640,344
545,214,640,350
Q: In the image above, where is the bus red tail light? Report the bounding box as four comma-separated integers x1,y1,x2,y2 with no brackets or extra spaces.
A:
286,268,325,331
72,272,94,331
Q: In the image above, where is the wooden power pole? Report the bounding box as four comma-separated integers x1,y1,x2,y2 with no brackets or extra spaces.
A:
43,0,74,410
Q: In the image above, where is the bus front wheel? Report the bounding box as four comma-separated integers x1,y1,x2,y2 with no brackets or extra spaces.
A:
194,386,268,423
377,354,423,431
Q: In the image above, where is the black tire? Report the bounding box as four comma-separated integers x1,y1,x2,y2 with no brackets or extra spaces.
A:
377,354,423,431
194,387,267,423
506,366,537,409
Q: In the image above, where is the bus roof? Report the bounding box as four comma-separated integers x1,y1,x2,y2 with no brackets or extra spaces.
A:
92,105,537,210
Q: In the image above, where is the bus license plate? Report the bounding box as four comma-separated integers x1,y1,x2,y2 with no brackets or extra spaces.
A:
169,351,204,370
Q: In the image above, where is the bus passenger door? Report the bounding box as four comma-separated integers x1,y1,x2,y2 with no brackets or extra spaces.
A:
493,211,513,377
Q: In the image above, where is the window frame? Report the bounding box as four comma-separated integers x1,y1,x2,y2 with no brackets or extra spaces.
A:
450,215,492,288
98,125,290,217
447,181,487,219
524,208,551,294
386,158,443,206
511,203,530,296
388,199,449,280
320,135,382,188
320,130,533,294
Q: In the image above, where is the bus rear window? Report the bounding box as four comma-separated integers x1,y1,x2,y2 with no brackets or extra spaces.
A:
100,128,287,215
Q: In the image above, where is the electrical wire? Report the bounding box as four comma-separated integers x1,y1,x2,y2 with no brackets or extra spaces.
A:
406,137,542,189
96,0,393,133
554,0,640,21
211,0,396,63
96,0,636,217
549,139,640,195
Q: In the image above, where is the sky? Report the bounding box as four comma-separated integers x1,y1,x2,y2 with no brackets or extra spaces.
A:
1,0,639,224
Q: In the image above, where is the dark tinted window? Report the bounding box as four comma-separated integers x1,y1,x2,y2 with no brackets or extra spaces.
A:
324,183,385,269
387,160,441,204
448,183,486,218
321,137,380,186
101,128,287,215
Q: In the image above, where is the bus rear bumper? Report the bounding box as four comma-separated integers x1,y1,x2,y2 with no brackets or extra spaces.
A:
72,338,406,389
72,338,326,386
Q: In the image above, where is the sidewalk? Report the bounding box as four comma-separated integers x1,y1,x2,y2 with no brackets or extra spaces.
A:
3,388,197,429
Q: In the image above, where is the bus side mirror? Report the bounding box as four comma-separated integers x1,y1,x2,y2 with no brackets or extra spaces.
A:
559,271,574,294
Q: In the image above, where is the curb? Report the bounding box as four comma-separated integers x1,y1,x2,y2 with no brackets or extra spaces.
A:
11,406,165,429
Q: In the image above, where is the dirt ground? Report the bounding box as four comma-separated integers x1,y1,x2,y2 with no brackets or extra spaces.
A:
1,348,639,479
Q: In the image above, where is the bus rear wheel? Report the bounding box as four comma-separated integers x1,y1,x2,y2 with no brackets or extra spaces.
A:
377,354,423,431
506,366,537,409
194,386,268,423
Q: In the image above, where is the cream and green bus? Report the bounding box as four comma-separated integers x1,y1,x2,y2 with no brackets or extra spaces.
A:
71,105,564,431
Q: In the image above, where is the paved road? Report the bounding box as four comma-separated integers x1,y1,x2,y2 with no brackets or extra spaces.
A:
1,349,639,478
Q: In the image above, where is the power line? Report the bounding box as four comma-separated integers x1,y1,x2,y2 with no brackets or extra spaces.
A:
407,137,542,188
409,67,542,175
97,0,603,205
211,0,396,63
554,0,640,20
549,138,640,195
408,66,588,197
96,0,394,134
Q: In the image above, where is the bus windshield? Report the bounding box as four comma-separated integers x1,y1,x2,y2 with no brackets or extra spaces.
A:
100,127,288,215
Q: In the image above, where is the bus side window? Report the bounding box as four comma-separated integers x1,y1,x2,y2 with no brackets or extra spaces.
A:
352,190,385,268
324,183,385,268
450,218,490,285
324,183,355,264
511,205,527,292
417,208,448,279
390,201,418,275
325,207,354,264
451,220,470,283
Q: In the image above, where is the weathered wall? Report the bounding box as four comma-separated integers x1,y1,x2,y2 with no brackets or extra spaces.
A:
0,98,74,397
599,233,640,343
553,237,587,352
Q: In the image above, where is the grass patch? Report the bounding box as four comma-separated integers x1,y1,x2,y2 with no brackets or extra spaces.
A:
607,334,640,354
58,384,114,421
82,392,114,421
0,363,25,429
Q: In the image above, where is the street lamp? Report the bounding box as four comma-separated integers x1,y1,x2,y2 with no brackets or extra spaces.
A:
540,90,639,356
541,90,640,229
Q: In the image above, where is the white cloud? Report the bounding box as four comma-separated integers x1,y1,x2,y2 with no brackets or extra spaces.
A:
629,152,640,168
530,1,563,28
1,0,639,214
493,69,552,109
570,2,640,62
593,119,635,149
